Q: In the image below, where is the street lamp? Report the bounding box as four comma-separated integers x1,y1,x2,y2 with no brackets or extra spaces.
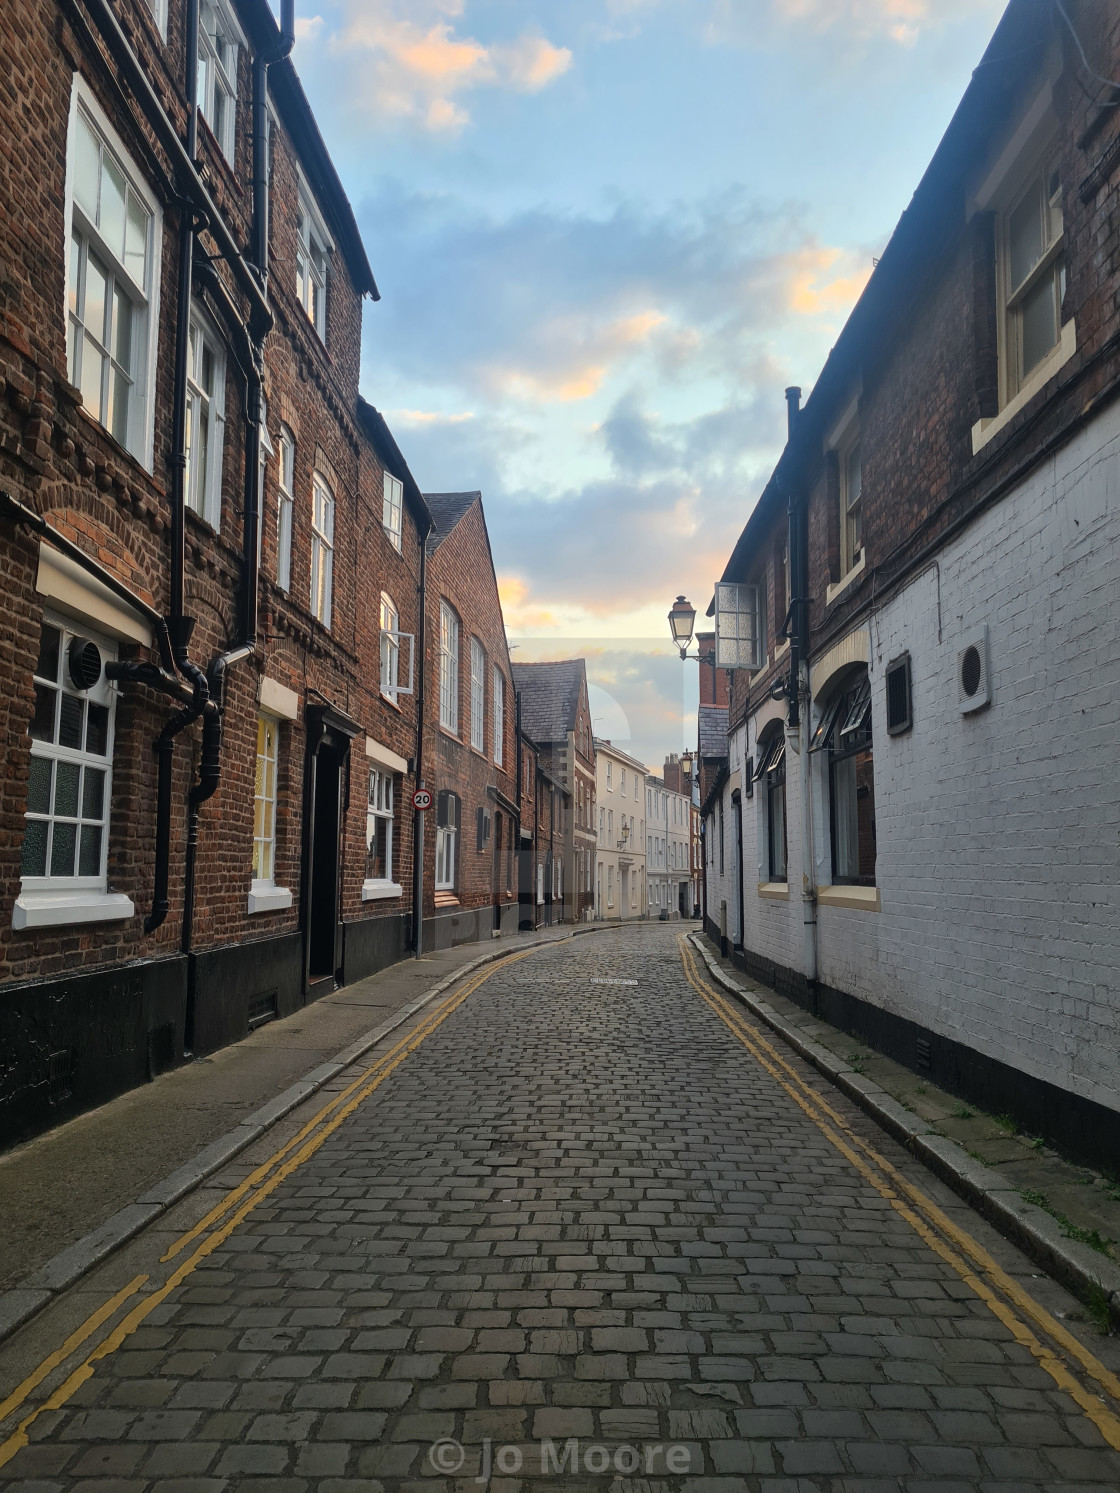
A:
668,595,697,660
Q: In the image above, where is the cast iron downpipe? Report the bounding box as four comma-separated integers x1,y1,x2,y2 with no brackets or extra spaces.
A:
784,386,818,988
143,0,210,936
412,518,433,957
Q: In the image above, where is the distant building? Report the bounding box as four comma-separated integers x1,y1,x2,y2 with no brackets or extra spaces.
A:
593,740,646,921
512,660,596,922
646,771,691,919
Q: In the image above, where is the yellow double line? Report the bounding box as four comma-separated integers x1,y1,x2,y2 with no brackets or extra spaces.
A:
677,934,1120,1450
0,951,534,1469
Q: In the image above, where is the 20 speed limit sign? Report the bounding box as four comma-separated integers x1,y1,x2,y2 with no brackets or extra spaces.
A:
412,788,433,812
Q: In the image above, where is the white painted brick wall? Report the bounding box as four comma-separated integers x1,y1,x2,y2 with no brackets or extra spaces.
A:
727,401,1120,1113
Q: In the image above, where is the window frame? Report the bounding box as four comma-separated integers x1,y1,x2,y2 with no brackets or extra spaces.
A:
20,614,118,895
382,471,403,553
184,304,227,529
251,713,280,890
380,592,400,704
998,150,1065,404
493,667,504,767
297,179,332,341
65,81,162,471
840,437,862,579
827,673,877,887
435,789,459,892
310,470,335,628
439,601,460,735
197,0,243,162
276,425,295,591
363,768,401,899
470,637,486,753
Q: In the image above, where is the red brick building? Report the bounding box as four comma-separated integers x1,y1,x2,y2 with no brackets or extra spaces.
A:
516,731,568,931
420,492,519,949
0,0,435,1144
511,660,596,923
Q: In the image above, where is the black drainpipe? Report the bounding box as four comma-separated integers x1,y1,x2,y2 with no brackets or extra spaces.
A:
412,520,432,957
181,2,294,1044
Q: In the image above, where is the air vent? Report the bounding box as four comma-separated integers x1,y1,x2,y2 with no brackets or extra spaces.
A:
248,989,278,1030
68,637,103,691
957,628,991,713
48,1048,74,1104
885,652,912,735
916,1036,931,1073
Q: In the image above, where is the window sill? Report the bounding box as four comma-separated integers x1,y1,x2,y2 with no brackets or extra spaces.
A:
247,883,294,915
826,551,866,607
818,883,880,912
757,882,789,900
971,318,1077,455
13,889,135,931
380,690,403,713
771,639,790,666
362,880,402,902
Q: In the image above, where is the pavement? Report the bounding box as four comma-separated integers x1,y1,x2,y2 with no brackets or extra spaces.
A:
0,921,1119,1489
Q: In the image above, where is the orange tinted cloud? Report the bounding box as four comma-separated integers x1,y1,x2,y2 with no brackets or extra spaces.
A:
787,246,872,319
490,309,667,404
314,3,571,132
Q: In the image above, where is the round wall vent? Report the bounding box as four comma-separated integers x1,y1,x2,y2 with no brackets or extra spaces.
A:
960,645,982,698
68,637,103,691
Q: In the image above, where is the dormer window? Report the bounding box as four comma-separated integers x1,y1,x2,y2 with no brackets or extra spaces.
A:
297,184,331,340
198,0,240,161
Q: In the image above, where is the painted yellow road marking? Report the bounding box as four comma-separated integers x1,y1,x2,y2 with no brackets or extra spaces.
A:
677,935,1120,1451
0,950,537,1470
0,1276,146,1427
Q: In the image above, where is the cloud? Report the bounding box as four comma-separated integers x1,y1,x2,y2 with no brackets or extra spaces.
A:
389,408,475,426
294,1,571,133
704,0,1002,50
360,182,873,408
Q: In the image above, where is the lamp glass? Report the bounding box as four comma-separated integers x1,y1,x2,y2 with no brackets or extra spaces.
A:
668,595,696,647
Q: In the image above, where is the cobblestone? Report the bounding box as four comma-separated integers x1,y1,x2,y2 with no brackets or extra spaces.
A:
2,925,1119,1489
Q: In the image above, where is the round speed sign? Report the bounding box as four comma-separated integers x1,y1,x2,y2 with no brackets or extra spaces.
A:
412,788,433,812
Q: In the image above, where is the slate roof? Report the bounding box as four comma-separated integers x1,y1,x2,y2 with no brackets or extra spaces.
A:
512,659,586,745
698,704,729,759
424,492,480,551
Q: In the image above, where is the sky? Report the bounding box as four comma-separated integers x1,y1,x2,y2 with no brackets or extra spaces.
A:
287,0,1006,770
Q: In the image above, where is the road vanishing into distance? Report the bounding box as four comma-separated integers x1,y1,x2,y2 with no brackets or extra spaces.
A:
1,923,1119,1489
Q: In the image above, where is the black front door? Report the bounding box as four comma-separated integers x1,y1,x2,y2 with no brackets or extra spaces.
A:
307,745,343,984
302,703,360,994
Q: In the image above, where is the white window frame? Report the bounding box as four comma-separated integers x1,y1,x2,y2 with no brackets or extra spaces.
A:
15,613,135,930
145,0,169,39
493,667,504,767
65,80,162,471
248,712,293,913
470,637,485,753
381,592,400,703
363,768,401,900
310,470,334,628
276,425,295,591
436,791,459,892
184,305,226,528
440,601,460,735
714,581,763,671
382,471,403,553
840,437,862,579
297,179,332,340
198,0,242,162
998,150,1065,405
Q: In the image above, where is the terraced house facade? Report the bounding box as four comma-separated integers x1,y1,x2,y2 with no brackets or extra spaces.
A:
701,0,1120,1171
0,0,436,1144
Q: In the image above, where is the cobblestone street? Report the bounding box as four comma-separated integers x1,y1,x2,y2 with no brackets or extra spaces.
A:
2,924,1119,1490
